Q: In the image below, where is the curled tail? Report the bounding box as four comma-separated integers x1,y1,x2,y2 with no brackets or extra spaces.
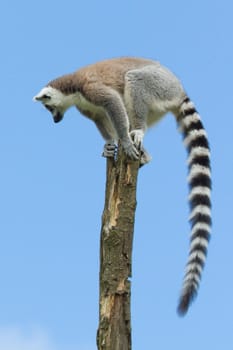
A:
176,97,211,315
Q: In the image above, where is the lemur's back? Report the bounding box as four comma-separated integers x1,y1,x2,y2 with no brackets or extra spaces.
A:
49,57,157,95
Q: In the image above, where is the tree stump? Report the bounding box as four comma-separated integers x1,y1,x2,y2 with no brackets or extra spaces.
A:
97,146,140,350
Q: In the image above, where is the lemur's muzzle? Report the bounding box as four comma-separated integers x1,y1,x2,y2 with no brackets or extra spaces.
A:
53,112,64,123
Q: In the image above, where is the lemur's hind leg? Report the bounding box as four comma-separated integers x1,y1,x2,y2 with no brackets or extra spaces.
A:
125,70,152,166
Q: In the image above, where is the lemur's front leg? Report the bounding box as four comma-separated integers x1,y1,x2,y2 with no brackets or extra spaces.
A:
94,118,117,159
99,88,140,160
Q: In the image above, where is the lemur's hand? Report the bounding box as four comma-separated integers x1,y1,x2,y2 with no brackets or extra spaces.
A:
102,141,117,158
122,139,140,160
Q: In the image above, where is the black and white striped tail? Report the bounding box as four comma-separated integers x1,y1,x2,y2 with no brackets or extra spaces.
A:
176,97,211,316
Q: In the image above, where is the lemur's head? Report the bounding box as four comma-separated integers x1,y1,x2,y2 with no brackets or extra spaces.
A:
33,86,71,123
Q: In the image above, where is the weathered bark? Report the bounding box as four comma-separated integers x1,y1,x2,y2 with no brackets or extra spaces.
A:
97,146,140,350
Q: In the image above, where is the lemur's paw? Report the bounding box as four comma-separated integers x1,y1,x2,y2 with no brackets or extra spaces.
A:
122,139,140,160
102,142,117,158
130,130,144,149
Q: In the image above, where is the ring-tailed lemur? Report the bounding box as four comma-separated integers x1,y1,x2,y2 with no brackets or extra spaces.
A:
34,57,211,315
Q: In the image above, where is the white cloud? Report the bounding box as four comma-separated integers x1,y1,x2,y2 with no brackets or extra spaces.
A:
0,327,95,350
0,327,55,350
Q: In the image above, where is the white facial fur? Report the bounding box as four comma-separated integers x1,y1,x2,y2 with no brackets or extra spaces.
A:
33,86,70,107
33,86,80,123
34,86,77,123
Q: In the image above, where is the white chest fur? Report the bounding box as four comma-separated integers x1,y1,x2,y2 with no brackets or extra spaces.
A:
75,92,105,116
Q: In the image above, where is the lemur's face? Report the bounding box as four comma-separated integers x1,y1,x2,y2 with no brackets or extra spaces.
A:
33,86,66,123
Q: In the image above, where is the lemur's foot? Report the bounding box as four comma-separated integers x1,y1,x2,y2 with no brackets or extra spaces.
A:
140,147,152,167
130,130,151,166
130,130,144,149
102,142,117,158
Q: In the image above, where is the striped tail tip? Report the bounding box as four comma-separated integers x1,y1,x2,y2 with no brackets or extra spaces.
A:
177,287,197,316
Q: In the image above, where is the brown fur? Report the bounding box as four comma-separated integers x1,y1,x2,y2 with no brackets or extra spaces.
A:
48,57,155,98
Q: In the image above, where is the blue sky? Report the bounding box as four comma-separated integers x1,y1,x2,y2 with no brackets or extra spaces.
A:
1,0,232,349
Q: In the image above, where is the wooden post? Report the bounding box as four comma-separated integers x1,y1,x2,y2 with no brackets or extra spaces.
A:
97,146,140,350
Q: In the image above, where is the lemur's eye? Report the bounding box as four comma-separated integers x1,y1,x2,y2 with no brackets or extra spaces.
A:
43,94,51,100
